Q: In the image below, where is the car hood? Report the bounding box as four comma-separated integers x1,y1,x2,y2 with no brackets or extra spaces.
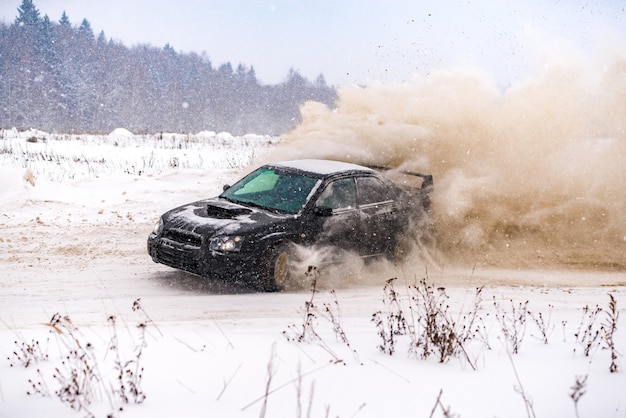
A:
162,197,292,237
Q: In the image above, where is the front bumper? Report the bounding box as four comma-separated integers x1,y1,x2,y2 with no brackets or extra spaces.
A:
147,233,258,281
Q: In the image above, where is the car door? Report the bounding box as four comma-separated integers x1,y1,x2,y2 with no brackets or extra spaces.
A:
356,175,397,255
312,177,360,252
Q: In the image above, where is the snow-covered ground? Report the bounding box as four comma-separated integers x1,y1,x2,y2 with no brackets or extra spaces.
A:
0,128,624,418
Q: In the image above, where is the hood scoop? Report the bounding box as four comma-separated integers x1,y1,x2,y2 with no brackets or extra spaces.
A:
203,202,252,219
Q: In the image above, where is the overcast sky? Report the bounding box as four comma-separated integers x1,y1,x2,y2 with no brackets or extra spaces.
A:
1,0,625,86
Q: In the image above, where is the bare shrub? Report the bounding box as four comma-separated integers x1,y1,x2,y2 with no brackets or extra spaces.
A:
107,315,147,404
7,337,49,368
602,293,620,373
528,304,554,344
409,279,483,366
283,267,324,344
569,374,588,418
47,313,103,416
571,294,620,372
371,278,408,355
493,298,529,354
321,289,360,363
283,266,357,362
26,368,52,398
573,304,603,357
372,277,485,368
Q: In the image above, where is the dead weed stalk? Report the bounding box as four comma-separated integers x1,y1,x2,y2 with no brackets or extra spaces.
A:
283,266,359,363
493,298,529,354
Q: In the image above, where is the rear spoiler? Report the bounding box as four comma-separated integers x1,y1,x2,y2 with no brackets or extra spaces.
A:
366,165,433,190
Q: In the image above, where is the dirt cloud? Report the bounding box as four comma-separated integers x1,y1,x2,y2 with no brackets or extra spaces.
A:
267,52,626,271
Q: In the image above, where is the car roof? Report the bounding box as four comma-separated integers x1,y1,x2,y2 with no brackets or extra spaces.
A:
269,159,375,176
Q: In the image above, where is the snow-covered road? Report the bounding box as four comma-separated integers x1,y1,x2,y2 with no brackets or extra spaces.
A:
2,169,624,330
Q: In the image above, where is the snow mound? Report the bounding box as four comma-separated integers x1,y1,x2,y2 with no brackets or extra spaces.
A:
216,131,234,140
108,128,134,137
196,130,217,138
0,167,35,199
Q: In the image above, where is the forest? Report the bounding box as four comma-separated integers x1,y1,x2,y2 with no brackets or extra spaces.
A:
0,0,337,135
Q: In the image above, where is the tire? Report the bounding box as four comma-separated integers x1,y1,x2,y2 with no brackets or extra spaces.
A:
260,243,294,291
390,235,415,264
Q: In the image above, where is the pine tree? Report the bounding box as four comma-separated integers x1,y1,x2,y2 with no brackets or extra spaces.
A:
59,11,70,27
15,0,41,27
78,18,94,39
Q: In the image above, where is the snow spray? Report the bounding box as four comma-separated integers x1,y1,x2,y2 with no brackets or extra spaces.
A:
263,52,626,272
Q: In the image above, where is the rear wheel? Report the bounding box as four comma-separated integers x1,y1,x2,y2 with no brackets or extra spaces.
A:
390,235,415,264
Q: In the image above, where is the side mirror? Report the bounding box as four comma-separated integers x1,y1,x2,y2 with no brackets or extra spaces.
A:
314,206,333,217
222,184,231,192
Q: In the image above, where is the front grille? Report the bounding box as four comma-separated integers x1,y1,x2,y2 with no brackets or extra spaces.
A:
162,228,203,247
156,240,201,274
154,227,203,274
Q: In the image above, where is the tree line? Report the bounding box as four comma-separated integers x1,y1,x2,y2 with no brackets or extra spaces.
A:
0,0,337,135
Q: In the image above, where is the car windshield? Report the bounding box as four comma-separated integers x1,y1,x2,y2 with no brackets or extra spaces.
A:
220,167,320,214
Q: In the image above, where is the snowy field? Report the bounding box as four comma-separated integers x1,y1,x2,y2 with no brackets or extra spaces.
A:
0,128,625,418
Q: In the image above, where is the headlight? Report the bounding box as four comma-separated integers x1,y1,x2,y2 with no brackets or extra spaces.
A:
209,236,243,252
153,218,164,235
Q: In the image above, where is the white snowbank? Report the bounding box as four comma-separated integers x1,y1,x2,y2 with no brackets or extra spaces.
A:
0,167,35,198
108,127,134,137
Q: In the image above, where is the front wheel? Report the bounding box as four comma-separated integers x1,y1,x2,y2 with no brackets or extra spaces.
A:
260,243,295,292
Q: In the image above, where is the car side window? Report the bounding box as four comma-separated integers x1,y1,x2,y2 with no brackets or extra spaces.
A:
272,174,319,213
356,176,391,205
315,178,356,210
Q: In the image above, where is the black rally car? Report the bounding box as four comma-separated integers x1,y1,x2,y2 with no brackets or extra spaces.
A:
148,159,432,291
